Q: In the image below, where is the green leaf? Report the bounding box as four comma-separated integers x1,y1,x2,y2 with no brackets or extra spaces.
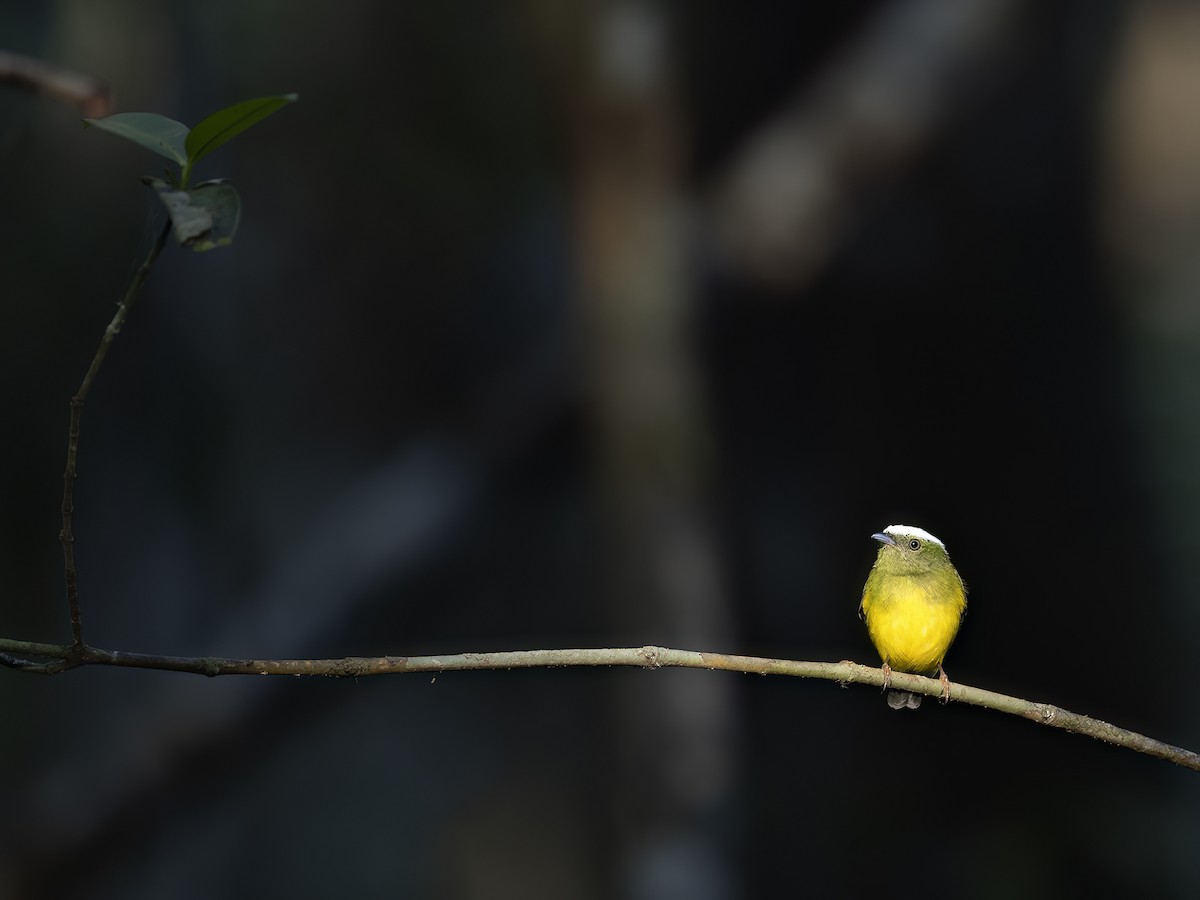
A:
83,113,189,166
145,177,242,252
184,93,297,167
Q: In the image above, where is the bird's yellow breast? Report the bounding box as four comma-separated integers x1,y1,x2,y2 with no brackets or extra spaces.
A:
860,575,964,675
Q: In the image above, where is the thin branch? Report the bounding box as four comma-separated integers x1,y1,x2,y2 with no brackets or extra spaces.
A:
59,221,172,649
1,638,1196,771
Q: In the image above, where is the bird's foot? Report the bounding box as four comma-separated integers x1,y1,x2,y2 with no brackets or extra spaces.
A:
881,661,892,692
938,665,952,704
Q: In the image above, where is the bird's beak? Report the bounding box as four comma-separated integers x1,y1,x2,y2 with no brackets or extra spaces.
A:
871,532,896,547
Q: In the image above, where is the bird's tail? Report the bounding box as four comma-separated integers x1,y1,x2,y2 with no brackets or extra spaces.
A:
887,690,922,710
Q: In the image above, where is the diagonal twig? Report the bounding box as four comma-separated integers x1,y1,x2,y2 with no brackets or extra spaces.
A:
59,221,172,649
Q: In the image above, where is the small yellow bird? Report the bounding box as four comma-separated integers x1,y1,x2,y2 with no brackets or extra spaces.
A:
858,524,967,709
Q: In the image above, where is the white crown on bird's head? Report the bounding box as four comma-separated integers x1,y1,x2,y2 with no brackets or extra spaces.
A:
880,524,945,549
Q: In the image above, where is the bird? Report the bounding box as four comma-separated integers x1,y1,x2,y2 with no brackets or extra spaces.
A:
858,524,967,709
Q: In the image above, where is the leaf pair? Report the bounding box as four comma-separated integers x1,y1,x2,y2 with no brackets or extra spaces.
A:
85,93,296,250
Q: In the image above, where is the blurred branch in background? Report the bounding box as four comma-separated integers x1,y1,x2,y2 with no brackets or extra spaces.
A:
523,0,740,894
710,0,1022,289
1104,0,1200,635
0,49,111,116
1102,1,1200,858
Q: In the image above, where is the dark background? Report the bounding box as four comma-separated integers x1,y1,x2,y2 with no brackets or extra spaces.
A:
3,0,1199,896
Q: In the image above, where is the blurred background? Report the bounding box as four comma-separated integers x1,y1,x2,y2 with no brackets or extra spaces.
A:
2,0,1199,896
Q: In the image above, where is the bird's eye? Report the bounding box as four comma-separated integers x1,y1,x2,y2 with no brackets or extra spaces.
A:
908,539,921,551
